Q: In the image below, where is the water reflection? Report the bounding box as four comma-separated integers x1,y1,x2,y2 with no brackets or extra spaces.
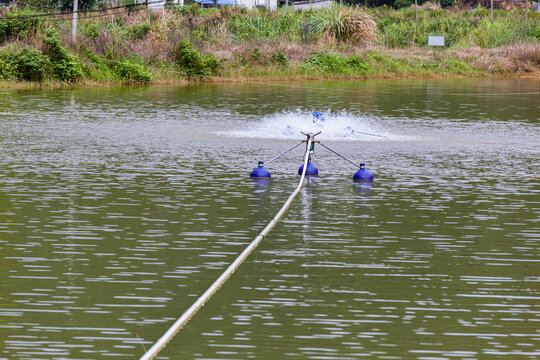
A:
353,181,373,196
250,178,271,192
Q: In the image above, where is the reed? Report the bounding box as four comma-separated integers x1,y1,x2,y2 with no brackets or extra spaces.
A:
317,5,378,45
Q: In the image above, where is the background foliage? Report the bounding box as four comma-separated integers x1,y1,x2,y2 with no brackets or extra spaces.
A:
0,3,538,83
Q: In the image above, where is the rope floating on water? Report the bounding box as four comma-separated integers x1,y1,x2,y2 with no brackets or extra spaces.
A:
139,138,314,360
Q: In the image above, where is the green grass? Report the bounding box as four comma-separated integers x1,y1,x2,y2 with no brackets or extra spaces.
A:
303,52,370,75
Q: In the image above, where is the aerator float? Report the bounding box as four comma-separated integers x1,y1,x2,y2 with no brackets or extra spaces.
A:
250,112,376,182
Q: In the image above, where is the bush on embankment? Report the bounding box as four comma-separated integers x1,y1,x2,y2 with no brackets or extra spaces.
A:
0,4,538,85
0,46,50,81
0,28,85,82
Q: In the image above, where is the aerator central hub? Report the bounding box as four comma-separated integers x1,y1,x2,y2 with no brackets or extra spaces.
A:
249,112,375,182
297,131,321,177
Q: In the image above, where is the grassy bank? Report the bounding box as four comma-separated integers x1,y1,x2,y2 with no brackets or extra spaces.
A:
0,4,539,86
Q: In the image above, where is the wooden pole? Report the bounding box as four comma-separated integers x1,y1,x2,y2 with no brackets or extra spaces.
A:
490,0,493,20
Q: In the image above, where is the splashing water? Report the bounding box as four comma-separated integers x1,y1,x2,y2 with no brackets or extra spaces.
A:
221,110,407,141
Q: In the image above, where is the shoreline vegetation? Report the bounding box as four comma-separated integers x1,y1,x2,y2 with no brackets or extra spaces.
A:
0,4,539,88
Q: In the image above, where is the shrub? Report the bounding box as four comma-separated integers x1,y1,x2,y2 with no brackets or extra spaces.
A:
364,50,401,72
440,0,453,8
251,47,262,61
0,58,15,80
393,0,413,9
304,52,369,74
0,46,50,81
443,58,473,74
52,56,85,82
176,4,200,16
175,38,221,77
112,59,153,83
43,28,84,82
533,26,540,41
0,9,43,44
17,0,54,10
57,0,98,12
83,50,116,82
16,47,50,81
83,23,101,38
129,24,151,40
272,51,289,66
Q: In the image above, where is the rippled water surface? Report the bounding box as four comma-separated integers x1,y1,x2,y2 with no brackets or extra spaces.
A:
0,79,539,360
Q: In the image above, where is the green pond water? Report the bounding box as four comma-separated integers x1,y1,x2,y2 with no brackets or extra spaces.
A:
0,78,539,359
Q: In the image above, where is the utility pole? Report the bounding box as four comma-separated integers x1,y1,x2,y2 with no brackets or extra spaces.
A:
490,0,493,20
415,0,417,19
72,0,78,43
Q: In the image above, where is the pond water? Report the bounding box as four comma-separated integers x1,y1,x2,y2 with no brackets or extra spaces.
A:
0,79,539,360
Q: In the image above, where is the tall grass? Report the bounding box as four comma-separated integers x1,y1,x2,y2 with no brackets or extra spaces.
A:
227,9,311,41
315,5,378,45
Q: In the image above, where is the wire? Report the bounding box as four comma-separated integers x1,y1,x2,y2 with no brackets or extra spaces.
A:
264,142,303,165
17,9,142,23
0,0,167,21
354,131,388,139
319,142,360,168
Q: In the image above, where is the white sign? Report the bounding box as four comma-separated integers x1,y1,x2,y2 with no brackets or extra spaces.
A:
148,0,166,10
428,35,445,47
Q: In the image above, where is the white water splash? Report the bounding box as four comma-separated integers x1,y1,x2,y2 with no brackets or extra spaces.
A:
220,110,411,141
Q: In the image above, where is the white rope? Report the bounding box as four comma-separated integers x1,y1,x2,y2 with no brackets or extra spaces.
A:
139,138,313,360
